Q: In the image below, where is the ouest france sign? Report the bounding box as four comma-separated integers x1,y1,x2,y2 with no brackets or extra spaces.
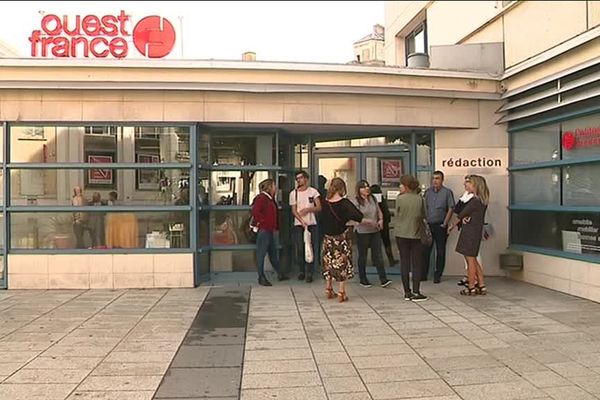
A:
28,10,176,59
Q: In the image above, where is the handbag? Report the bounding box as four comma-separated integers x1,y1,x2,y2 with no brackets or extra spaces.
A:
420,219,433,247
304,228,314,263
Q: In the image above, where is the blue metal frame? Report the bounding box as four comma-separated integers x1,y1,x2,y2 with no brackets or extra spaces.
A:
510,244,600,265
1,121,6,289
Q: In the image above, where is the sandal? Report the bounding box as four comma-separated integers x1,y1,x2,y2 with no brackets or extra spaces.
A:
338,291,348,303
460,287,478,296
476,285,487,295
325,288,337,299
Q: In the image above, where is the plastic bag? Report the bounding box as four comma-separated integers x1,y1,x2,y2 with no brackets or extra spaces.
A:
304,228,314,263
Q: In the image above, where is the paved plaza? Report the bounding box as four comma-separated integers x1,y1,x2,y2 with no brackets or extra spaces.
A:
1,277,600,399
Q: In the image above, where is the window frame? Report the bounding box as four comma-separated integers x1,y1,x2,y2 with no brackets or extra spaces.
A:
405,21,428,64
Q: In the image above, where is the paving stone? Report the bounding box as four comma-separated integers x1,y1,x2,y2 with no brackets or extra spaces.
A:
241,371,321,389
243,358,317,374
5,368,90,383
240,386,327,400
154,367,241,398
103,351,175,364
546,362,598,377
352,354,424,369
67,391,155,399
345,343,414,357
244,347,310,361
77,375,163,391
542,385,598,400
367,379,455,399
0,383,77,400
416,345,487,359
328,393,373,400
245,339,309,350
453,380,549,400
439,366,520,386
521,371,573,388
428,355,503,372
91,362,169,376
323,376,367,393
358,364,439,383
171,345,243,367
24,356,103,370
569,375,600,394
318,363,360,378
0,363,24,376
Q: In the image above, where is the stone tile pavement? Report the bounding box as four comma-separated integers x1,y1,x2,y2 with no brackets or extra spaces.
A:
1,277,600,399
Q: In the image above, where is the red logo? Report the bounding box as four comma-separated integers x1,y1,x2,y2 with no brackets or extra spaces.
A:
562,131,575,150
133,16,176,58
29,11,176,59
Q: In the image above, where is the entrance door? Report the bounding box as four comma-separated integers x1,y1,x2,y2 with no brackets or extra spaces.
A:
315,154,360,196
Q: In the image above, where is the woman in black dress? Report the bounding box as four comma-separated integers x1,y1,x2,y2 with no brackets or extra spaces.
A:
452,174,489,295
320,177,372,302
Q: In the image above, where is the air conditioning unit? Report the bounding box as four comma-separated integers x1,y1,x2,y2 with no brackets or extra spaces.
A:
407,52,430,68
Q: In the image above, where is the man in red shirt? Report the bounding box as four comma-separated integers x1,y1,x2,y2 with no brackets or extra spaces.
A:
251,178,289,286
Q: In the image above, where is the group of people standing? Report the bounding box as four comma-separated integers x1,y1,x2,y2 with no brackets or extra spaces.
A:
250,169,490,302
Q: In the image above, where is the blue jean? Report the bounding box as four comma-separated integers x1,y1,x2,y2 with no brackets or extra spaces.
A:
256,230,281,277
356,231,388,284
292,225,317,276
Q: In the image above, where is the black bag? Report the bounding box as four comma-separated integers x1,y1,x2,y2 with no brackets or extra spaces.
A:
420,219,433,247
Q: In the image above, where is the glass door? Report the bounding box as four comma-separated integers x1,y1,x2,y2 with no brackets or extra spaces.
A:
314,154,360,195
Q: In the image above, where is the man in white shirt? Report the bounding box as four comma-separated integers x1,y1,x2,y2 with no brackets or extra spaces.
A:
290,170,321,282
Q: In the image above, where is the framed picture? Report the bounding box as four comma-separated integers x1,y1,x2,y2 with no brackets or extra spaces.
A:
86,153,114,187
136,153,161,190
381,159,402,186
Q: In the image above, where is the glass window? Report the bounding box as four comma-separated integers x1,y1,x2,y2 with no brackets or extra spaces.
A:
294,143,309,170
10,211,189,250
563,163,600,206
133,126,190,164
511,210,600,257
198,210,209,247
210,210,255,246
198,133,209,164
511,124,560,165
210,250,258,272
9,168,190,206
511,168,560,205
0,123,4,162
416,171,432,194
210,134,275,166
0,256,3,281
209,170,274,205
416,133,432,168
315,135,410,149
562,114,600,160
406,23,427,57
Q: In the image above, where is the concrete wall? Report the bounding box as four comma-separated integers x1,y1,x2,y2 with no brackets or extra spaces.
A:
384,1,428,66
507,253,600,303
7,253,194,289
434,100,508,278
430,42,504,74
503,1,588,67
0,90,486,129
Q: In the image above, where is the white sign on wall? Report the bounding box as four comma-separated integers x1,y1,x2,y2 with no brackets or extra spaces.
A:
435,148,508,176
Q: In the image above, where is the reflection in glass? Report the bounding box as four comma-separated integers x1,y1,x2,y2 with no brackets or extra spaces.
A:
10,126,191,164
9,169,191,206
416,171,432,194
210,135,274,166
0,256,3,281
317,157,358,196
10,212,189,250
511,168,560,205
210,250,258,272
416,134,432,168
562,114,600,160
563,163,600,206
210,210,255,246
315,135,411,149
511,124,560,165
210,170,274,205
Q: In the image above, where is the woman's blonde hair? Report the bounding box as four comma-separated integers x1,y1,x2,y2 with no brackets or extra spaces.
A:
327,177,347,199
469,175,490,205
258,178,275,193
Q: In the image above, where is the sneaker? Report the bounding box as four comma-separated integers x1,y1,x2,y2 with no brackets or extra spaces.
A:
433,278,441,284
411,293,428,302
404,292,414,301
380,279,392,288
305,274,313,283
298,273,305,281
360,280,372,288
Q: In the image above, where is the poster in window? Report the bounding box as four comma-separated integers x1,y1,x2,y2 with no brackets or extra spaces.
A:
381,160,402,186
87,154,114,186
137,154,161,190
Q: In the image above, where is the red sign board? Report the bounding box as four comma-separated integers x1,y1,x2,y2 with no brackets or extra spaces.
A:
381,160,402,183
562,126,600,150
29,11,176,59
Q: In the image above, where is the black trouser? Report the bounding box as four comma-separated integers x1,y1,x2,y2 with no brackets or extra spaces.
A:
423,223,448,281
396,237,423,295
292,225,317,277
356,232,388,284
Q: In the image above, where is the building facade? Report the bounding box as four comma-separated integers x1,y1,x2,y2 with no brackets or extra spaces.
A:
386,0,600,302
